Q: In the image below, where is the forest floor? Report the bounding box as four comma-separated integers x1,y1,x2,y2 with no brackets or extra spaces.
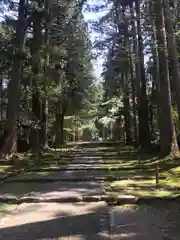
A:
104,145,180,197
0,141,179,239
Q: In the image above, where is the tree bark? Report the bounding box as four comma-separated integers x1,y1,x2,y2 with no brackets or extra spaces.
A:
55,102,65,146
131,5,140,145
153,0,179,156
135,0,150,149
149,80,155,136
115,4,132,145
0,76,3,122
30,10,42,154
40,100,48,148
122,74,132,144
151,12,162,144
30,91,41,153
163,0,180,124
40,0,50,148
0,0,26,156
129,46,138,144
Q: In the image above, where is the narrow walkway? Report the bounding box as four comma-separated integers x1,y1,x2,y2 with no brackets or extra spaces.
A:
0,142,179,239
0,145,109,239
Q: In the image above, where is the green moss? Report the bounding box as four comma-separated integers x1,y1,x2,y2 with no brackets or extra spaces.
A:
0,204,17,217
117,204,139,210
0,165,11,172
127,189,179,197
105,146,180,196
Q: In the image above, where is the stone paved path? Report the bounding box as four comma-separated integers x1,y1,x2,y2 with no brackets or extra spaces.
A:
0,202,108,239
110,203,180,239
0,145,109,240
0,142,180,240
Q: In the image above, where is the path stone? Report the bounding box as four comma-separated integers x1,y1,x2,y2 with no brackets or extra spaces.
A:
0,181,105,198
109,203,180,239
0,151,106,198
0,145,109,239
0,202,109,240
0,142,180,240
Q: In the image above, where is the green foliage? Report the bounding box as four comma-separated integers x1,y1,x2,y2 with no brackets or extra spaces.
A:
0,0,99,145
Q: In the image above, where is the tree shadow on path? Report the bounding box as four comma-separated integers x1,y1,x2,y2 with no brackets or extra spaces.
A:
0,202,109,240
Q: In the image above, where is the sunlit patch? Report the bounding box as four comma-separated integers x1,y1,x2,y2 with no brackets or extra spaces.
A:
37,236,87,240
115,232,137,238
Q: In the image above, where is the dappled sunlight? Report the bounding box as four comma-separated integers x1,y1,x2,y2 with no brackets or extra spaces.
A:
0,0,179,235
0,166,11,171
0,204,17,218
105,145,180,197
123,189,179,197
110,203,180,239
107,178,180,196
170,166,180,174
109,178,156,188
0,180,104,198
72,156,103,160
107,180,180,197
54,201,107,218
0,202,108,239
37,171,54,176
37,235,87,240
0,143,180,239
111,232,138,239
0,202,106,228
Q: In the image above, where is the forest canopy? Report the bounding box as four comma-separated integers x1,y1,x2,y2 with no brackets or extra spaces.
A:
0,0,180,158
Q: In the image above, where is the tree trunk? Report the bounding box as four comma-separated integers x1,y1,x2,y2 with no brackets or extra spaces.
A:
129,46,138,144
149,80,155,136
40,0,50,148
153,0,179,156
131,5,140,145
30,10,42,154
0,76,3,122
151,13,162,145
55,103,65,146
122,74,132,144
115,6,132,145
40,100,48,148
0,0,26,156
135,0,150,149
30,92,42,153
112,117,121,141
163,0,180,124
75,116,79,141
0,76,3,136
